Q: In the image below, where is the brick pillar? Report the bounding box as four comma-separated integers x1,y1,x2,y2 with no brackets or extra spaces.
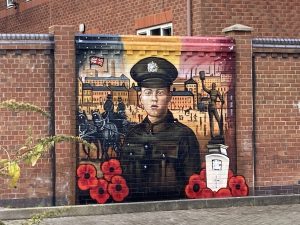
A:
49,25,77,205
222,24,255,192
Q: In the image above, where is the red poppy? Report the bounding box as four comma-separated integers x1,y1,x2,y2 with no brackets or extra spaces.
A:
108,175,129,202
199,169,206,181
101,159,122,181
185,174,207,199
201,162,206,169
229,175,249,197
77,164,98,190
200,188,214,198
215,188,232,198
89,179,110,204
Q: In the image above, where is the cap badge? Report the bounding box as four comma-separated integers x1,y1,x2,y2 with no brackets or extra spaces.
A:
147,61,158,73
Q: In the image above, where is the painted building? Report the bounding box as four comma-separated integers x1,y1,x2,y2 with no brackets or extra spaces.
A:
170,91,194,110
108,85,129,105
128,84,141,106
184,77,198,108
172,78,186,91
78,77,83,105
85,74,130,89
92,86,111,110
82,83,93,113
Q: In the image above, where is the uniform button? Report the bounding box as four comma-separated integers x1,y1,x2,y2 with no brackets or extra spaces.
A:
144,165,147,169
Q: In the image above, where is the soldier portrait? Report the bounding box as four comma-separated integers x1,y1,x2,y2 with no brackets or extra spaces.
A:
121,57,201,200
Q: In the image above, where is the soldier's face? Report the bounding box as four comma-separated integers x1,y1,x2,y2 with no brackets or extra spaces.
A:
140,87,171,121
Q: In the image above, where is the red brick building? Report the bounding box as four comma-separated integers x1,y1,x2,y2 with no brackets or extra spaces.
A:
0,0,299,207
0,0,299,38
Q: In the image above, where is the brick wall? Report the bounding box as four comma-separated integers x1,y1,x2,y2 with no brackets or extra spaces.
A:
192,0,300,37
49,25,77,205
253,46,300,195
0,35,54,207
223,29,300,195
224,27,255,190
0,0,299,38
0,0,186,35
0,27,77,207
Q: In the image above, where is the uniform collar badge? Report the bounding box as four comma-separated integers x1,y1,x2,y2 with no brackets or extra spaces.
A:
147,61,158,73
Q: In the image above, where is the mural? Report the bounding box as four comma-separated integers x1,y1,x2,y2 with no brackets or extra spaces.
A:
75,35,248,204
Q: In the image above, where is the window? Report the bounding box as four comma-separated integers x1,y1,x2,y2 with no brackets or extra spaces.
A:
7,0,16,8
7,0,31,9
137,23,173,36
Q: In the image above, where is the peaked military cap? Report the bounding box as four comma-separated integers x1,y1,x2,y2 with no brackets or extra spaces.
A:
130,57,178,88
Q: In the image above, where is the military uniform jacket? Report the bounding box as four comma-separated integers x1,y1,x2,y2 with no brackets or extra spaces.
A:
104,99,114,112
121,111,200,199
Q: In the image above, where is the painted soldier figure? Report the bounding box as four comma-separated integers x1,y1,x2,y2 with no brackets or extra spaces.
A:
121,57,200,200
117,96,126,118
103,94,114,120
200,75,224,139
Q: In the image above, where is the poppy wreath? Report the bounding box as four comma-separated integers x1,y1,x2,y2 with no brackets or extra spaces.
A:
76,159,129,204
77,164,98,191
185,169,249,199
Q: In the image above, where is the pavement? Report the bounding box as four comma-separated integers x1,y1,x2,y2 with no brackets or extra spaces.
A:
1,195,300,225
3,204,300,225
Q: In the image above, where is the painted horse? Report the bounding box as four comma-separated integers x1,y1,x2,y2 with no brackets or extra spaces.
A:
91,111,120,160
78,112,101,159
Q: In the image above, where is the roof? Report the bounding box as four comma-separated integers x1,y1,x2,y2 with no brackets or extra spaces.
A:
108,86,128,91
82,83,93,90
130,86,141,91
92,86,111,91
119,74,130,80
171,91,194,96
185,78,197,85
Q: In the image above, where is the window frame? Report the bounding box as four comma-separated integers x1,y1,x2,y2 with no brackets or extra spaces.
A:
136,23,173,36
7,0,15,8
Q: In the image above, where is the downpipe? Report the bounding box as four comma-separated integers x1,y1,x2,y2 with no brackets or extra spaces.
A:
187,0,192,36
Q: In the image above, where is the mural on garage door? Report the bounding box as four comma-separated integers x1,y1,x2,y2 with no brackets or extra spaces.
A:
75,35,248,204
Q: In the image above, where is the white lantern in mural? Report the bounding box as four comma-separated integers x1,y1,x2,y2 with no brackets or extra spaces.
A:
205,145,229,192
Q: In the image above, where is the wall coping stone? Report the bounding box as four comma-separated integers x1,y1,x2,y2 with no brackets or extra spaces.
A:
0,34,54,45
252,38,300,48
222,24,253,33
